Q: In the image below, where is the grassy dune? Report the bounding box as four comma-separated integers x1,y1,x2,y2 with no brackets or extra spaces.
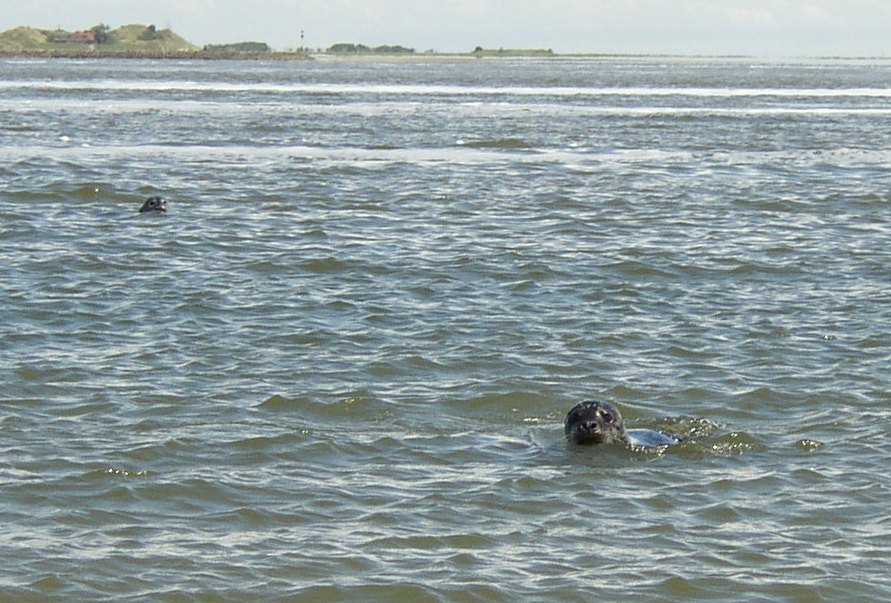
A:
0,24,196,56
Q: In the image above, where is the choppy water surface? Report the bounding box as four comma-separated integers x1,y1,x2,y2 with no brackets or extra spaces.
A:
1,56,890,601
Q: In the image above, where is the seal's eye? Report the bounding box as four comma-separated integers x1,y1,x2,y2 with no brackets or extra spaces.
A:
150,199,159,207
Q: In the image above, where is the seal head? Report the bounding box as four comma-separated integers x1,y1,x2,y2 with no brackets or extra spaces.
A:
564,400,627,445
139,196,168,213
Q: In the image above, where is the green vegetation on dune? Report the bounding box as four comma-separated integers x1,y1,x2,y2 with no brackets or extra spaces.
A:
0,26,49,51
0,23,196,56
105,24,195,51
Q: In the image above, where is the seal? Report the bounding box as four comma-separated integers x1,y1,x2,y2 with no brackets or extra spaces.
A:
564,400,626,445
564,400,681,449
139,196,168,213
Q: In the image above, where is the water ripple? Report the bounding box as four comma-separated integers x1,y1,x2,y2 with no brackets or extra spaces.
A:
2,56,890,601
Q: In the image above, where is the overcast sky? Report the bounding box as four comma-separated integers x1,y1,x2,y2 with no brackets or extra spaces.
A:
2,0,889,56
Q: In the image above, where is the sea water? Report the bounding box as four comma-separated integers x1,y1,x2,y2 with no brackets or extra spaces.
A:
1,56,889,601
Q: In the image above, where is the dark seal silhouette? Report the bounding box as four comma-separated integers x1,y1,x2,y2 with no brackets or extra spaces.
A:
564,400,681,449
139,196,168,213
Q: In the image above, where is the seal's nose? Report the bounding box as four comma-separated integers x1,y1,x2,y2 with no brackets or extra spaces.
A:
580,420,597,432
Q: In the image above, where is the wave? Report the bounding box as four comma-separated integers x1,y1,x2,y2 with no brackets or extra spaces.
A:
456,138,533,150
3,144,891,174
0,143,698,167
6,98,891,121
3,79,891,99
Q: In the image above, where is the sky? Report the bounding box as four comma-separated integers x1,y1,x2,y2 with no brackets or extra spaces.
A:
1,0,890,56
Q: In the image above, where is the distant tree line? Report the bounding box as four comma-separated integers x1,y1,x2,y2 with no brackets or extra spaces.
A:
203,41,270,53
471,46,554,56
471,46,555,56
327,43,415,54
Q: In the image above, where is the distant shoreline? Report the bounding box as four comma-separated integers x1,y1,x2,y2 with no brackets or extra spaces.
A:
0,26,564,62
2,48,887,63
0,49,314,61
0,50,748,62
0,49,558,62
5,25,886,62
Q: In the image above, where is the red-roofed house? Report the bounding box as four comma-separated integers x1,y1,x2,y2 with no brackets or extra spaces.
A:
64,31,97,44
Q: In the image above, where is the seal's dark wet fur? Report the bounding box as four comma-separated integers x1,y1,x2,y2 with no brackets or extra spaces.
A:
139,196,168,213
564,400,627,445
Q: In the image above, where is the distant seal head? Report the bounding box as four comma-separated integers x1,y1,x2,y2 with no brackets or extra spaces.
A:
139,196,168,213
564,400,681,448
